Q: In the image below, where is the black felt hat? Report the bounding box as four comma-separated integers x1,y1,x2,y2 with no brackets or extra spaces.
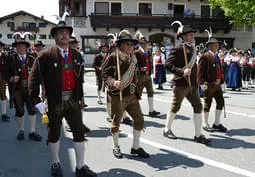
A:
50,21,73,37
177,25,197,39
206,38,221,47
34,40,45,47
0,40,5,47
116,30,138,46
69,36,79,43
12,32,32,48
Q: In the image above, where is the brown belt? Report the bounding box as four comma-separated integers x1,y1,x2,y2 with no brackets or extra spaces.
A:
21,79,28,87
62,90,73,101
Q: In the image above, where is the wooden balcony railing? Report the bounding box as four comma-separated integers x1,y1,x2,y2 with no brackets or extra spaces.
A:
89,13,232,33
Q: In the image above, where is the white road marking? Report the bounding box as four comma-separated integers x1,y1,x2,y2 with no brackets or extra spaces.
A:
123,131,255,177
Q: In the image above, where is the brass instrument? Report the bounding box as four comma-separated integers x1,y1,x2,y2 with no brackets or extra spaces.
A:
41,99,49,124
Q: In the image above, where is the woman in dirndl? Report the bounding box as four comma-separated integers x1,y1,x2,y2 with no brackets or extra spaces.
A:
153,48,166,89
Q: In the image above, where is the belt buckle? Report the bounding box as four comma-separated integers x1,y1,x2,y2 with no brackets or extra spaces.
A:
130,84,136,94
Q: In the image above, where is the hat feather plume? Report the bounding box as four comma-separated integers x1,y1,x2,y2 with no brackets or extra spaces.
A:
171,20,184,34
223,40,227,46
13,32,33,39
107,33,118,43
134,30,144,40
119,29,130,36
205,26,212,40
61,11,70,21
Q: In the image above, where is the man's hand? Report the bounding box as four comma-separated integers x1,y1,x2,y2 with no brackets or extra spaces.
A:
113,80,121,89
183,68,191,77
35,102,47,114
140,67,147,72
201,84,208,90
9,75,20,83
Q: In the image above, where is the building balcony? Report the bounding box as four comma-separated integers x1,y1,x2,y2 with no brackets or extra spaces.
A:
89,13,232,33
11,26,39,33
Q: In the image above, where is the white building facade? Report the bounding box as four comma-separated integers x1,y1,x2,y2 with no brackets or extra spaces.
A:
0,11,56,49
60,0,254,65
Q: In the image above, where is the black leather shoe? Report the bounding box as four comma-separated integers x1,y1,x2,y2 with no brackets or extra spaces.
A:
106,117,112,123
212,124,227,132
2,114,10,122
29,132,42,141
130,147,150,158
113,146,123,159
51,163,63,177
97,100,103,105
122,117,132,125
149,110,160,117
75,165,97,177
203,126,215,132
194,134,211,145
17,130,24,140
163,129,177,139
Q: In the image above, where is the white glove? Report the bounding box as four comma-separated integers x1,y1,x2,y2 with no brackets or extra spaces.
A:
201,84,208,90
35,102,47,114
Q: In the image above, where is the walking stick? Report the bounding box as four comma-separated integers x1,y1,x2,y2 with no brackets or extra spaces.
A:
116,49,122,101
183,45,191,86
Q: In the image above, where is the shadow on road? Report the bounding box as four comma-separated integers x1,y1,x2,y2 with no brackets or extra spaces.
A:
144,119,164,128
98,168,145,177
208,133,255,149
123,148,203,171
85,107,106,112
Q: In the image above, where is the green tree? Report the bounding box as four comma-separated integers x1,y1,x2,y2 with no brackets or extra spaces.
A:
209,0,255,26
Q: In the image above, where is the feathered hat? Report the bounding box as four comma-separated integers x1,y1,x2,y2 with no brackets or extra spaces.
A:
196,43,206,53
116,29,138,46
0,40,5,47
205,26,221,46
69,35,79,44
34,40,45,47
171,20,196,39
107,32,118,49
96,40,108,50
221,40,227,48
12,32,33,48
50,11,73,37
134,30,149,44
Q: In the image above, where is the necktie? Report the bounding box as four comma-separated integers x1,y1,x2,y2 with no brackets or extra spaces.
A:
63,50,68,63
21,55,25,64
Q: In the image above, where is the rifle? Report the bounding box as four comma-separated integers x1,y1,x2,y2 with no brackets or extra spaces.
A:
183,45,191,86
9,55,17,109
116,49,122,101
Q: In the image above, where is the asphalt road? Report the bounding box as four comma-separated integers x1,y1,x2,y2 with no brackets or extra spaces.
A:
0,71,255,177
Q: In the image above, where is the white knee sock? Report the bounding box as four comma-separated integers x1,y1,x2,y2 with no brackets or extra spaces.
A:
49,141,60,164
106,96,111,118
28,114,36,133
164,110,176,132
122,111,127,119
16,116,24,131
132,129,141,149
97,91,102,101
1,100,7,115
214,109,222,125
74,142,85,169
112,132,119,148
204,112,210,127
148,97,154,112
193,113,202,137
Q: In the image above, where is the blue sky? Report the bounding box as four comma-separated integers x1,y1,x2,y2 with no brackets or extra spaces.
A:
0,0,59,23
